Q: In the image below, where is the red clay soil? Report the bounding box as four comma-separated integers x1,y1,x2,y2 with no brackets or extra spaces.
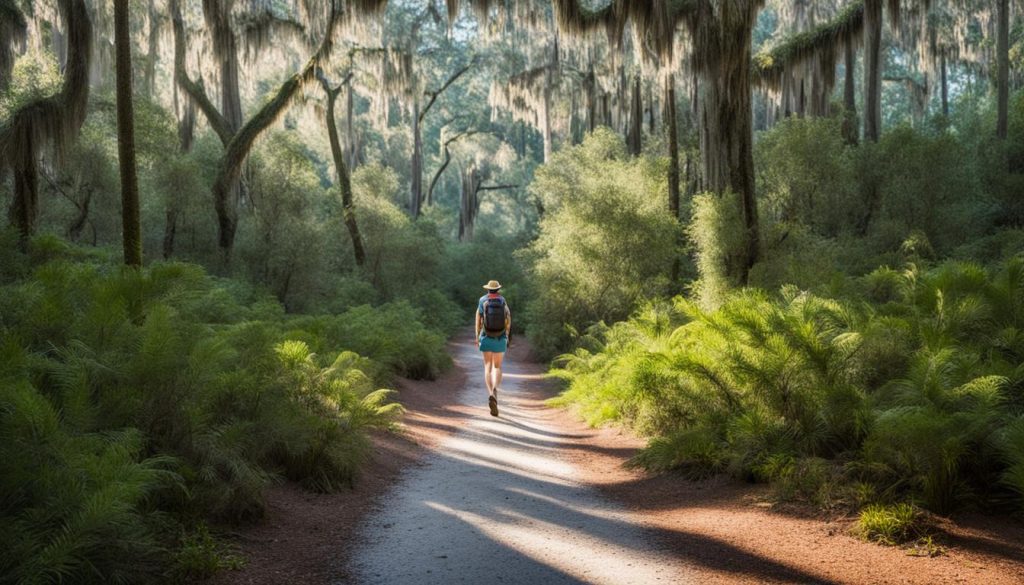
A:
215,339,1024,585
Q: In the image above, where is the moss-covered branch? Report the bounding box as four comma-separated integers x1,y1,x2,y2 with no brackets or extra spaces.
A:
753,1,865,90
210,4,342,256
0,0,91,247
170,0,232,146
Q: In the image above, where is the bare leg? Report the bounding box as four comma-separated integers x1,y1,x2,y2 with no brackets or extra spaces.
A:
491,351,505,396
483,352,494,395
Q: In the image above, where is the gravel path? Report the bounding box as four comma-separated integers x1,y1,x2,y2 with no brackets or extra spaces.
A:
346,340,691,585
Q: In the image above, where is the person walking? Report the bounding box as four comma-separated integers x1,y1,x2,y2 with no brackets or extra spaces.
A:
476,280,511,416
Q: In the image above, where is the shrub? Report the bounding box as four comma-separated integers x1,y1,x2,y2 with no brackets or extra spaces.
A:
523,129,682,357
857,503,921,545
0,253,416,580
554,257,1024,514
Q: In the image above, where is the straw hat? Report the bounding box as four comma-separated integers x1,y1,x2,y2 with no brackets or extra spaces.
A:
483,280,502,290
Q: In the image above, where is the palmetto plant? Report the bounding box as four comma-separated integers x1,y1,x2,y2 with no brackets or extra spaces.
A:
0,250,417,579
557,256,1024,513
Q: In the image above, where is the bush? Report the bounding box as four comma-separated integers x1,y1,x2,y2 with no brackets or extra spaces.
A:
857,503,921,545
690,191,748,308
523,129,682,357
0,252,419,581
553,256,1024,515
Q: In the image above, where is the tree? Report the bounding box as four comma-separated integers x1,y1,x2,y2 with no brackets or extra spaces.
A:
115,0,142,267
412,60,474,218
317,69,367,267
997,0,1009,139
170,0,353,262
1,0,91,250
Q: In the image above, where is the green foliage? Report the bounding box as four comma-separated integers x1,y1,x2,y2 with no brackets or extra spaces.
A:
173,524,244,581
523,129,682,357
554,257,1024,514
0,48,62,117
0,249,436,581
755,116,855,237
690,191,748,308
857,503,922,545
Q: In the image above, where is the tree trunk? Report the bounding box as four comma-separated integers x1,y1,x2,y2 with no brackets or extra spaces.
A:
585,67,596,133
627,74,642,156
698,10,761,286
411,98,423,217
9,138,38,251
458,166,480,242
940,50,949,117
863,0,883,143
647,82,656,134
570,91,581,144
115,0,142,267
997,0,1009,140
67,185,92,242
346,82,357,168
843,41,859,145
667,75,680,220
542,84,553,162
162,208,178,260
164,97,195,259
145,0,158,97
323,80,366,267
667,74,682,283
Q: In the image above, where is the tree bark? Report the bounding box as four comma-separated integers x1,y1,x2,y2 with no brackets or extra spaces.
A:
697,7,761,285
863,0,883,143
345,81,357,168
627,74,642,156
997,0,1009,140
145,0,158,97
458,166,480,242
115,0,142,267
843,41,859,145
667,74,680,220
542,83,553,162
585,67,597,132
411,98,423,217
667,74,682,283
320,72,366,267
940,49,949,117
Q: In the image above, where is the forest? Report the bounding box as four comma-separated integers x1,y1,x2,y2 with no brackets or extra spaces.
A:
2,0,1024,583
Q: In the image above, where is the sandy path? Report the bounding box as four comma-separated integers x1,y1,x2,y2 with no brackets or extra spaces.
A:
345,338,692,585
218,334,1024,585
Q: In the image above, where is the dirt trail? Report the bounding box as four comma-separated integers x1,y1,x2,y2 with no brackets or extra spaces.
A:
219,334,1024,585
345,337,691,584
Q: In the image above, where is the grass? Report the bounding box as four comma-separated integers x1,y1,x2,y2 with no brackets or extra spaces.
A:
856,503,921,545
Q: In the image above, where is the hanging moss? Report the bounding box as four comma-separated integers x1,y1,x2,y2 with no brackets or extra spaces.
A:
0,0,27,92
754,2,865,92
0,0,91,246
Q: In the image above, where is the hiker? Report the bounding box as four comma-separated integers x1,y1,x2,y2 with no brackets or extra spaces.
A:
476,280,511,416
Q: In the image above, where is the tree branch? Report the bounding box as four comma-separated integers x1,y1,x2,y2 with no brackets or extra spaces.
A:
753,1,866,89
170,0,232,145
426,129,477,204
477,184,519,191
420,59,475,123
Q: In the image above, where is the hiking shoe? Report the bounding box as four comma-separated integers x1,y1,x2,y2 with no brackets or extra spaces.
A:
488,396,499,417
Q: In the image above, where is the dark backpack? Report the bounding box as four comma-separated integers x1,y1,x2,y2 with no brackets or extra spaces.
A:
482,296,507,337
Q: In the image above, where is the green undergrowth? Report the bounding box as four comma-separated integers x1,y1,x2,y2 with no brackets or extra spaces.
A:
0,238,449,583
551,256,1024,517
